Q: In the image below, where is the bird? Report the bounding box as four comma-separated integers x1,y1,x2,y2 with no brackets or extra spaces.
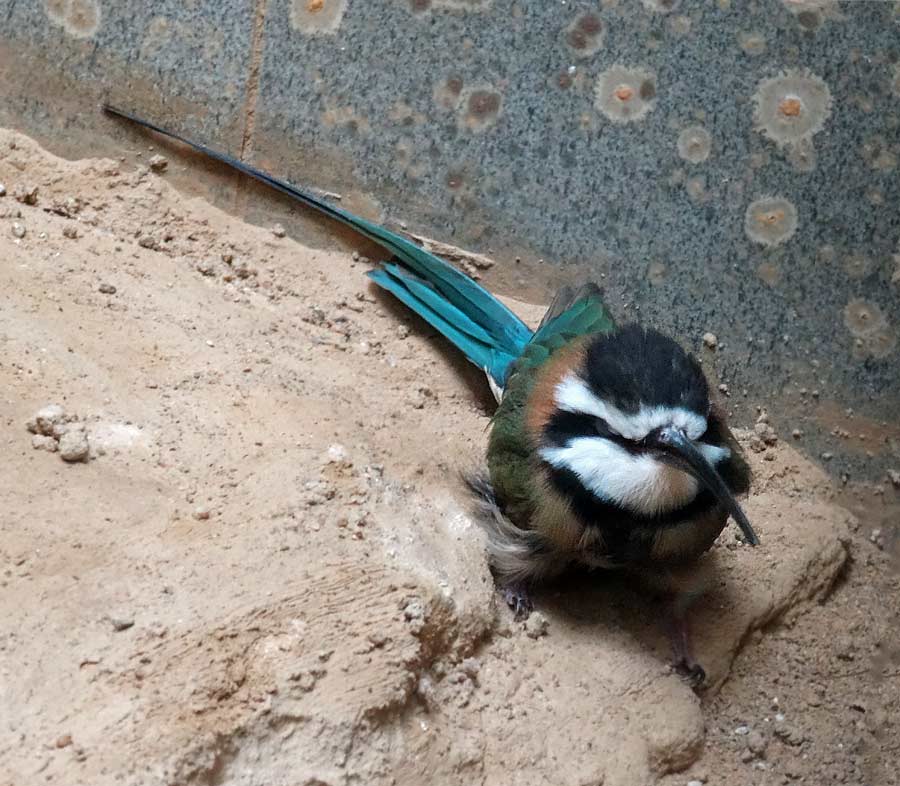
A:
103,104,758,682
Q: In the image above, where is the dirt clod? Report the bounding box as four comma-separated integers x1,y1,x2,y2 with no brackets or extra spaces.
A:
109,617,134,632
58,427,90,462
148,154,168,172
524,611,549,639
13,182,38,205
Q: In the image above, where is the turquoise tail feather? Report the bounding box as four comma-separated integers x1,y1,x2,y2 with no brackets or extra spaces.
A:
102,103,531,385
369,264,523,384
102,105,613,387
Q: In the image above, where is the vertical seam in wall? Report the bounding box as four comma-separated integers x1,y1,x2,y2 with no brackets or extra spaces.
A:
235,0,269,210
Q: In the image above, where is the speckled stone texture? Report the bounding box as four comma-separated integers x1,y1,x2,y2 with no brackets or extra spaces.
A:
1,0,898,482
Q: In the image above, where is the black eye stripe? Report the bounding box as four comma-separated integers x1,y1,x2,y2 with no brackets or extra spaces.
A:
544,410,644,454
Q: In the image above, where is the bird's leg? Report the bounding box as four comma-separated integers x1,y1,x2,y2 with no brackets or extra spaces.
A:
500,581,533,621
667,595,706,687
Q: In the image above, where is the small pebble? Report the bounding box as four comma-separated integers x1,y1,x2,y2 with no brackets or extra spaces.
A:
887,469,900,487
98,283,117,295
54,734,73,749
193,506,211,521
524,611,549,639
59,428,90,462
11,222,25,238
272,223,286,238
196,261,216,276
62,225,78,239
718,383,729,395
791,429,802,439
148,154,168,172
13,183,38,205
702,332,718,349
26,404,67,437
109,617,134,632
746,729,767,756
0,183,6,196
31,435,58,453
734,725,750,735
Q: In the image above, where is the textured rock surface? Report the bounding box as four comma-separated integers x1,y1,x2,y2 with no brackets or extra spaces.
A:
0,131,870,786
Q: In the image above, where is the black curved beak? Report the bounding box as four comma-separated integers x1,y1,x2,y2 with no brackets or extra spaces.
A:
650,426,760,546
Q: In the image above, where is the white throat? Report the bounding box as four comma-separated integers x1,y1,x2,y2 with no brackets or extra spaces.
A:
541,374,729,516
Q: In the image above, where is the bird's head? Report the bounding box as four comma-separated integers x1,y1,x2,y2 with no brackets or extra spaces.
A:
532,324,757,544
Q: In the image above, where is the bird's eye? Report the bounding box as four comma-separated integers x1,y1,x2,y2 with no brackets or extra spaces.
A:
594,419,614,438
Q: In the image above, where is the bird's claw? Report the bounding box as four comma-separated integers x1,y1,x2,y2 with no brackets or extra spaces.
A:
500,583,533,621
674,658,707,689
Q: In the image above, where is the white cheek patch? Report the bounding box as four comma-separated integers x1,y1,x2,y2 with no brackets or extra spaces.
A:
554,374,708,441
540,438,701,516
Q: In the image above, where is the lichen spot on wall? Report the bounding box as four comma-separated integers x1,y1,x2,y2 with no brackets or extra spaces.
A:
43,0,101,39
843,299,895,360
641,0,679,13
677,125,711,164
843,298,885,337
843,254,875,280
753,70,832,148
782,0,839,30
290,0,348,34
595,66,657,125
738,32,766,56
459,87,502,132
563,13,605,58
44,0,68,24
744,197,798,247
432,0,492,10
434,76,465,111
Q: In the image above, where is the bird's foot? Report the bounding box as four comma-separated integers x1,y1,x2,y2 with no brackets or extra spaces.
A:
673,657,707,688
668,610,706,690
500,582,533,621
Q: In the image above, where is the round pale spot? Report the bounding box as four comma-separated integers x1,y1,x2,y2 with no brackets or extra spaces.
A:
744,197,798,246
677,125,711,164
843,254,874,279
738,32,766,56
43,0,68,24
757,261,781,286
595,66,657,124
290,0,347,33
63,0,101,38
641,0,679,12
458,86,503,132
786,138,817,172
843,298,886,337
753,70,832,147
854,329,896,360
563,12,605,58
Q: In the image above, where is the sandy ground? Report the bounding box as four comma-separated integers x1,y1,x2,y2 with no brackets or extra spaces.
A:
1,130,898,786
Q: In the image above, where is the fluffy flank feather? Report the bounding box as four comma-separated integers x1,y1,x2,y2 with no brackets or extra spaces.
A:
464,472,565,583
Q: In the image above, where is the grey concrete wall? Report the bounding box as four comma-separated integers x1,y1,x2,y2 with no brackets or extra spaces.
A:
2,0,898,484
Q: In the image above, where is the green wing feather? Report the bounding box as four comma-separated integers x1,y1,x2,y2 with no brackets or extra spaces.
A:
487,285,617,524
